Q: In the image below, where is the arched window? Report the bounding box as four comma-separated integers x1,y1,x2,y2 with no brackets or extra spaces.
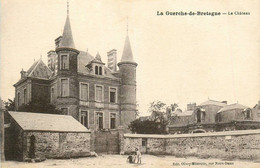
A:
196,109,205,123
244,109,252,120
99,66,102,75
95,66,99,75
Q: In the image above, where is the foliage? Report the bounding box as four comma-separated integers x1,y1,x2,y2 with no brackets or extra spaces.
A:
18,97,61,114
129,100,178,134
149,101,178,132
4,98,15,111
128,119,162,134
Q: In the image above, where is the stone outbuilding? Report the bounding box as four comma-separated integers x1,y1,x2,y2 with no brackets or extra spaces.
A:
5,111,91,161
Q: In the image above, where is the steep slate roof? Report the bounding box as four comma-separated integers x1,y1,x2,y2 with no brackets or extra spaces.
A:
78,51,95,73
9,111,90,132
217,103,249,113
59,15,75,48
27,59,52,79
200,100,227,107
121,35,134,62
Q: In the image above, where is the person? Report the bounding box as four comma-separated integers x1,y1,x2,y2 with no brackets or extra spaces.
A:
135,148,142,164
126,152,135,164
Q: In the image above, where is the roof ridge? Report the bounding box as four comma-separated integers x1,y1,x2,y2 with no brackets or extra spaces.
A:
27,59,42,77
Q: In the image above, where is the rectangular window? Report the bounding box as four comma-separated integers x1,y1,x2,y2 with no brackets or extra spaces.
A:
110,113,116,129
61,55,68,69
51,87,55,102
61,79,69,97
24,89,27,104
96,112,103,129
61,108,68,115
109,88,116,103
17,92,20,106
80,111,88,128
80,83,89,101
95,85,103,102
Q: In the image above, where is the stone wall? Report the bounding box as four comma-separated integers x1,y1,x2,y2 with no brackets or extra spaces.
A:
23,131,91,160
122,130,260,160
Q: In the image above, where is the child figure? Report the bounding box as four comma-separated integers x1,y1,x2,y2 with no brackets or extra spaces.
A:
135,148,142,164
126,152,135,164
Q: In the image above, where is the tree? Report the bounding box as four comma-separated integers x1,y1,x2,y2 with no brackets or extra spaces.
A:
128,100,178,134
128,119,161,134
18,97,61,114
149,101,178,133
4,99,15,111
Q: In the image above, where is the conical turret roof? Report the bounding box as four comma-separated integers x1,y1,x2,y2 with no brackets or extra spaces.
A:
121,35,134,62
59,15,75,48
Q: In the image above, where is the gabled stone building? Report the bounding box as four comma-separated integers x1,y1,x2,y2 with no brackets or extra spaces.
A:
5,111,91,161
14,9,137,131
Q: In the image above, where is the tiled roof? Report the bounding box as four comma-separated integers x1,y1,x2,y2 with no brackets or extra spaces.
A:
9,111,90,132
199,100,227,107
217,103,249,113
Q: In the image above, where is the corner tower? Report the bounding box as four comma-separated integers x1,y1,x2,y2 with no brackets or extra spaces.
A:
118,35,138,129
56,14,79,75
55,8,79,118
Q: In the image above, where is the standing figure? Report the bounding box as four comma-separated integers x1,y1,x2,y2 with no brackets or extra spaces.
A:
135,148,142,164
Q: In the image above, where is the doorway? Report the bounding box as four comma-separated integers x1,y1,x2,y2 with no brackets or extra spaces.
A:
141,138,147,154
29,135,36,158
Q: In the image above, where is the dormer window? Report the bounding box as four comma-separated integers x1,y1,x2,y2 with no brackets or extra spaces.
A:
99,67,102,75
60,54,69,70
196,109,205,123
243,109,252,120
94,65,103,75
95,66,98,75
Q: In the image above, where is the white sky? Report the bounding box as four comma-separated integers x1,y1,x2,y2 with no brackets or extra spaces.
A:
1,0,259,116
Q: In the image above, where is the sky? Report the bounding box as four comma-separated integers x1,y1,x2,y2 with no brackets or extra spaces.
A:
1,0,259,116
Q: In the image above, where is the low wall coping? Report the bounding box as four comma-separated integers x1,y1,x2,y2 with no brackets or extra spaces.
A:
124,129,260,139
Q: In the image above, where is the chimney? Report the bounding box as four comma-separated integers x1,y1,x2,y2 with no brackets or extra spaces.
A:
55,36,63,49
187,103,196,111
221,101,227,104
20,69,27,78
107,49,117,71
